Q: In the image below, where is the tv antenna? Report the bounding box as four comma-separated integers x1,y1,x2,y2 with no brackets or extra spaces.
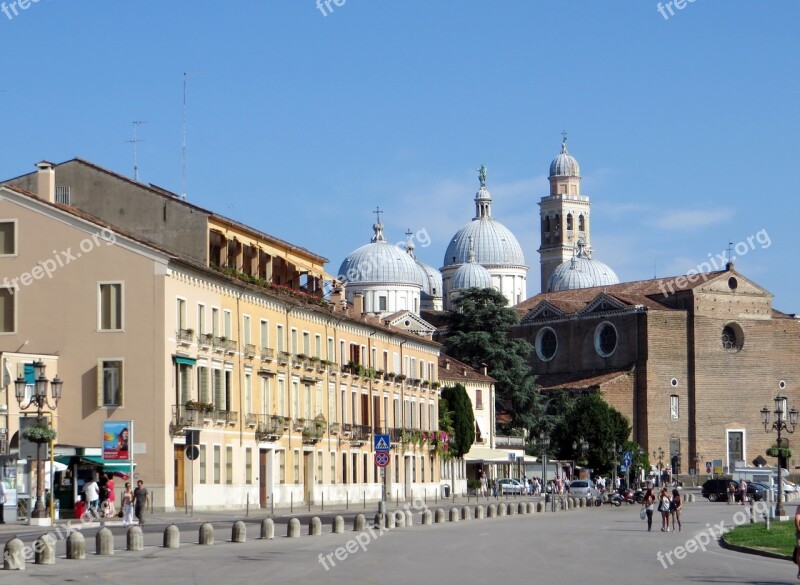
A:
125,121,147,181
182,72,205,200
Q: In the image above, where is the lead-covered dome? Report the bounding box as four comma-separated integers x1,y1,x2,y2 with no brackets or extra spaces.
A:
549,138,580,178
452,261,493,290
338,220,423,286
404,236,443,297
547,239,619,292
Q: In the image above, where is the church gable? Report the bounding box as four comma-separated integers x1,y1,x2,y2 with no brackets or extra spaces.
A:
520,301,567,324
384,311,437,336
575,293,629,318
693,271,772,298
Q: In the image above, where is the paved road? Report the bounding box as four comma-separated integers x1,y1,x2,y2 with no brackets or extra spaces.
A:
2,499,795,584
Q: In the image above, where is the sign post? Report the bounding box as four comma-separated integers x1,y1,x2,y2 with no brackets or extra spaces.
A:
374,434,390,515
185,429,200,515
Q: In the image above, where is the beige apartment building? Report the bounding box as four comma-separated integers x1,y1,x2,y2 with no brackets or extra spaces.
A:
0,162,443,512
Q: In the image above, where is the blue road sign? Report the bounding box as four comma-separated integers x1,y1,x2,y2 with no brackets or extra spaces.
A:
621,451,632,472
374,434,390,451
375,451,390,468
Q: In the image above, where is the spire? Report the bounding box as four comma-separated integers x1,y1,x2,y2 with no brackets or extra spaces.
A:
404,228,416,258
561,130,568,154
575,237,591,259
371,206,386,243
474,164,492,219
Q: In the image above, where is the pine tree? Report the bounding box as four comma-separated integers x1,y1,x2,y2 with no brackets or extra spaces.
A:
441,383,475,457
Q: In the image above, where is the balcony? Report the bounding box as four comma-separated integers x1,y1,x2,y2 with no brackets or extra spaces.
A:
292,417,306,432
244,344,257,359
261,347,275,361
495,435,525,447
389,427,404,444
278,351,291,365
198,333,213,349
177,328,194,346
224,339,237,354
351,424,371,444
302,422,325,444
245,413,258,427
341,423,353,438
212,336,227,352
329,422,340,435
170,405,195,435
255,414,285,441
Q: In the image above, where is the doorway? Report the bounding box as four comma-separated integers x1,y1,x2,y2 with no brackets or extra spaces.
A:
174,445,185,509
259,449,272,509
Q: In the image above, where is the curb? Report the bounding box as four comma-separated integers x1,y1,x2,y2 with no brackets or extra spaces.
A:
720,535,792,561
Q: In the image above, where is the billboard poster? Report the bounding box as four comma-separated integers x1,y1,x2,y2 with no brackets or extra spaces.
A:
102,421,132,461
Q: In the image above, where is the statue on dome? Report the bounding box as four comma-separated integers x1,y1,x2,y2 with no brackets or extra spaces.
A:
477,165,487,188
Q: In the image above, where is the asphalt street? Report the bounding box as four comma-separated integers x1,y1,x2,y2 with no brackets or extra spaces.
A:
2,498,796,584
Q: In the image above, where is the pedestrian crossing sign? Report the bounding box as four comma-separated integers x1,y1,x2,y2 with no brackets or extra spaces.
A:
374,434,390,451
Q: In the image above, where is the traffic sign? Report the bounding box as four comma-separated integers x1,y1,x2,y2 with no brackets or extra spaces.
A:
186,445,200,461
375,451,390,467
705,462,712,473
374,434,390,451
508,452,516,461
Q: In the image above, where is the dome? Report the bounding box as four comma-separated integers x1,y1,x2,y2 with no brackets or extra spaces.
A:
338,220,423,287
444,220,525,267
547,240,619,292
452,261,493,290
416,260,443,298
549,138,580,178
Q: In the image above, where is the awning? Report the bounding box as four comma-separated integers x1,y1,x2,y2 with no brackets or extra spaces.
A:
173,356,197,366
475,417,485,441
60,455,136,471
464,446,523,464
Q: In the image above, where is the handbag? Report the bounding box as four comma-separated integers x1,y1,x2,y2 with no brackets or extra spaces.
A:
640,507,646,520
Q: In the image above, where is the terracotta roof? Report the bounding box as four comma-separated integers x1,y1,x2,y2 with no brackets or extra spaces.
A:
536,368,632,390
438,354,496,384
515,271,729,317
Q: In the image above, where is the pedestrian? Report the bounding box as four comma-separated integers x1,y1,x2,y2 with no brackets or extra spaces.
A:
84,476,100,511
659,487,671,531
670,488,682,532
0,475,6,524
133,480,150,525
121,482,135,526
740,480,748,505
480,472,488,497
643,487,655,531
727,481,736,505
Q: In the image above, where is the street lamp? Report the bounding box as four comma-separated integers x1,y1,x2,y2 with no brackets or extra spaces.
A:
761,394,798,518
653,447,664,487
15,360,62,525
538,431,550,494
693,454,702,487
609,442,621,492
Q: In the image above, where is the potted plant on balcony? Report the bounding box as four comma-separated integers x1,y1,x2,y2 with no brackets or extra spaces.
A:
23,422,57,443
185,400,214,413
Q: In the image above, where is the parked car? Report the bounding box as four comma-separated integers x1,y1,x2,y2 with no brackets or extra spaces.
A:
497,478,524,494
568,479,598,498
701,479,766,502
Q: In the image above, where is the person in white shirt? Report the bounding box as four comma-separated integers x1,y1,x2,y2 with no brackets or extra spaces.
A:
84,478,100,511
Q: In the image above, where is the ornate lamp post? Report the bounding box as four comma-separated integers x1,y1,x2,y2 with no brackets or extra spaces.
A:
15,360,62,525
761,394,798,518
653,447,664,487
609,442,621,492
537,431,550,491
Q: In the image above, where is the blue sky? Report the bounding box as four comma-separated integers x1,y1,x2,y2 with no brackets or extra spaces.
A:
1,0,798,311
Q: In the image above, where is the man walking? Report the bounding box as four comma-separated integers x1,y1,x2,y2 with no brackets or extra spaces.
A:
133,479,150,526
0,474,6,524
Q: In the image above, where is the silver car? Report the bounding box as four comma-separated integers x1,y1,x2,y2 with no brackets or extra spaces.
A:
568,479,598,498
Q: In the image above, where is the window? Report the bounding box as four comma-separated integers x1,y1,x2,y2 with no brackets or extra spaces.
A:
476,389,483,410
379,296,387,311
262,376,271,415
278,377,286,416
214,445,221,484
97,359,123,407
276,324,284,352
722,323,744,352
293,450,300,484
178,363,192,404
279,450,286,484
176,298,186,330
212,308,220,336
535,327,558,361
328,383,336,423
327,338,334,363
315,334,321,358
226,446,233,484
302,332,310,355
316,383,323,417
197,304,206,334
213,369,223,408
670,395,679,420
317,451,323,485
260,319,269,349
243,315,251,345
245,372,252,415
330,451,336,484
99,283,123,330
198,366,210,403
291,329,298,354
293,381,300,419
199,445,206,484
223,310,232,338
0,221,15,255
245,448,253,484
0,288,14,333
55,186,71,205
594,322,618,357
304,383,312,419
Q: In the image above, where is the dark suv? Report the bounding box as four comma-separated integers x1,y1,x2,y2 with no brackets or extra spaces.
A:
701,479,766,502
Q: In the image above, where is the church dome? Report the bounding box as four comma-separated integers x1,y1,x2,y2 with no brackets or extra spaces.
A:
338,220,423,287
547,240,619,292
417,260,443,298
452,260,493,290
549,138,580,178
443,167,526,268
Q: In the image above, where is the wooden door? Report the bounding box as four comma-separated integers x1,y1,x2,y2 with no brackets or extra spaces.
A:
174,445,185,508
259,449,268,508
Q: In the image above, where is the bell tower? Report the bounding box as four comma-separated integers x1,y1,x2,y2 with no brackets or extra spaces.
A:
538,134,591,292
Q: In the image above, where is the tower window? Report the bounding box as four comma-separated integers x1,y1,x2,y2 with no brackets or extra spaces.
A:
579,214,585,232
543,216,551,233
566,213,573,231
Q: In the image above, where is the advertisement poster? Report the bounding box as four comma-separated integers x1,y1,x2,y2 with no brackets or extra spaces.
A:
102,421,131,461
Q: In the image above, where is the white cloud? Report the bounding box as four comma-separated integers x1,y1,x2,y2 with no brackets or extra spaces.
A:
652,208,734,230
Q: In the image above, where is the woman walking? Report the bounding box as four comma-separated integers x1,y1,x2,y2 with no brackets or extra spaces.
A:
659,487,672,531
643,487,655,531
670,488,682,532
121,482,135,527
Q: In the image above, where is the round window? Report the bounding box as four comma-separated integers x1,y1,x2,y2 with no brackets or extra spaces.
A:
721,323,744,352
728,277,738,290
594,322,618,358
535,327,558,362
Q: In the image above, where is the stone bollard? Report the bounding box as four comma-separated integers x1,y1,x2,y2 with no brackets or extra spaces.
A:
232,520,247,543
199,523,215,545
689,494,695,503
421,509,433,525
527,502,536,514
405,510,413,527
579,497,585,508
332,515,345,534
353,514,366,532
475,504,485,519
536,501,545,513
462,505,472,520
374,513,385,529
4,537,25,570
488,503,497,517
35,534,56,565
164,524,180,549
66,531,86,560
384,512,395,529
261,518,275,540
96,527,114,556
435,508,446,523
287,518,301,538
309,517,322,536
498,503,507,516
449,507,460,522
507,503,517,516
127,526,144,551
394,510,406,527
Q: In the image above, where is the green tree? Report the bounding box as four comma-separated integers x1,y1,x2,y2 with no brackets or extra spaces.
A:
443,288,542,432
552,392,631,474
441,383,475,458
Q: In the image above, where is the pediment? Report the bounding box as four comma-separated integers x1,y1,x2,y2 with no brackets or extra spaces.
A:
575,293,629,317
520,301,567,324
694,271,772,298
384,311,436,335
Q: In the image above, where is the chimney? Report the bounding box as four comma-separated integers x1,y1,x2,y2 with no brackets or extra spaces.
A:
329,281,345,311
444,359,450,370
36,161,56,203
354,292,364,315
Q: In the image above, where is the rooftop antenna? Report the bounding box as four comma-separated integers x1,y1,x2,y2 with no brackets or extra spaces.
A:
125,121,147,181
726,241,734,262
